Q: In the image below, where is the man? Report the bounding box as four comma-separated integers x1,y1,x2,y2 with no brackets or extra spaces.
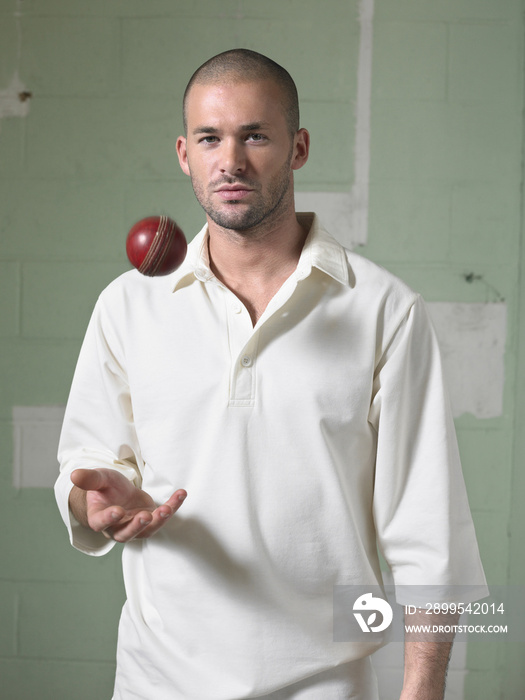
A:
55,49,487,699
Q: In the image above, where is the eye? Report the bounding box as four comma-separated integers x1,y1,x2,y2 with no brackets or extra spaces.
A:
246,133,267,142
199,136,219,144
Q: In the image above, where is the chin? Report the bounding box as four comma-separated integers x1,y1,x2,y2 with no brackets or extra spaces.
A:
209,208,265,232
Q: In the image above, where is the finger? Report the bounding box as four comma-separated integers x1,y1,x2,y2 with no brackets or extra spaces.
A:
134,509,177,539
91,505,129,531
150,490,186,523
135,492,187,539
100,491,187,542
162,489,188,513
110,511,154,543
71,468,106,492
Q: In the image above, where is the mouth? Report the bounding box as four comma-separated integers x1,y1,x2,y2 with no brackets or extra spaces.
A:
215,184,254,201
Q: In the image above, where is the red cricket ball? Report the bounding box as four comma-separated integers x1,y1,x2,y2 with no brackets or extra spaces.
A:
126,216,187,276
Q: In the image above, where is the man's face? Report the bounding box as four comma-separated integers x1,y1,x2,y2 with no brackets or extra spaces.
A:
177,79,308,233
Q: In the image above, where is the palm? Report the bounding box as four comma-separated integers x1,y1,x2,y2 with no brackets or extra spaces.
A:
85,472,155,522
71,468,186,542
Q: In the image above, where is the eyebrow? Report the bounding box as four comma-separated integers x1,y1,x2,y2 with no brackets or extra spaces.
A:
240,122,271,131
192,122,271,136
192,126,219,135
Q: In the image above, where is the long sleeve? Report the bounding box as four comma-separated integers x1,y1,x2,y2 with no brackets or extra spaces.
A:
55,291,143,555
369,295,487,605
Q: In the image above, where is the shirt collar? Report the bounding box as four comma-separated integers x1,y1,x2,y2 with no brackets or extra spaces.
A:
170,222,213,292
171,213,350,292
294,213,350,285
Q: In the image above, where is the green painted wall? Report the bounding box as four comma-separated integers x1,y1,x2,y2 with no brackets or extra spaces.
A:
0,0,523,697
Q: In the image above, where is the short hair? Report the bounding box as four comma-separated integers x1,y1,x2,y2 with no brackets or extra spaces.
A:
183,49,300,135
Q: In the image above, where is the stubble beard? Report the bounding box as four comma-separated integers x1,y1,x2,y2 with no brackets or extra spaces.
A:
190,152,294,235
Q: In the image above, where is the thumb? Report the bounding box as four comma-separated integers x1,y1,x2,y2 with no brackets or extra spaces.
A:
70,468,107,492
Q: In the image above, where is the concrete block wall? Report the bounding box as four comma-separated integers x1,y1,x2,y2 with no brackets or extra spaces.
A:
367,2,525,696
1,0,524,697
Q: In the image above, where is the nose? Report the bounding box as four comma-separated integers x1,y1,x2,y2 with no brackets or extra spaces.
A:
219,138,245,175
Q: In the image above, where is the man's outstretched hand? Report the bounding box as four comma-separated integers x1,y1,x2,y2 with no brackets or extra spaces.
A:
69,468,187,543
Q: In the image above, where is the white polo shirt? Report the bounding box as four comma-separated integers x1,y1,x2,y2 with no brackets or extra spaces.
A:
55,214,486,700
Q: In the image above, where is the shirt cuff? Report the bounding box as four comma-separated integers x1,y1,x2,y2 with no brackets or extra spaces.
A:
54,469,115,556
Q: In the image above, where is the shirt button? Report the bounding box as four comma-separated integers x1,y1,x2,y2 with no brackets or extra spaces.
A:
241,355,252,367
232,302,242,314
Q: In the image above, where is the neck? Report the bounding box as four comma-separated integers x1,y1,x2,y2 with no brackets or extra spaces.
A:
209,213,306,279
207,211,308,324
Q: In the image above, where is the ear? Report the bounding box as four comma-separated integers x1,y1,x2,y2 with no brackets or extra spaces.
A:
176,136,191,176
291,128,310,171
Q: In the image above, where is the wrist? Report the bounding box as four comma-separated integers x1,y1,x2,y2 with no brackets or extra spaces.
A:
400,679,446,700
68,484,89,528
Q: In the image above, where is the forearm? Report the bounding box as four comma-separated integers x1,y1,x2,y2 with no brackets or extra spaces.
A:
401,610,459,700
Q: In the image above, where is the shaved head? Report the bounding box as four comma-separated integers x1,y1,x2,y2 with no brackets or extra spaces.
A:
183,49,300,136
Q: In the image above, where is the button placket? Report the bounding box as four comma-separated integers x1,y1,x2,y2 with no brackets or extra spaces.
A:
223,288,258,406
223,273,303,406
230,336,258,406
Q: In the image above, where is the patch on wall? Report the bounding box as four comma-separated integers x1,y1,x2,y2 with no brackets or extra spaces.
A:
428,302,507,419
0,73,31,129
12,405,65,488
